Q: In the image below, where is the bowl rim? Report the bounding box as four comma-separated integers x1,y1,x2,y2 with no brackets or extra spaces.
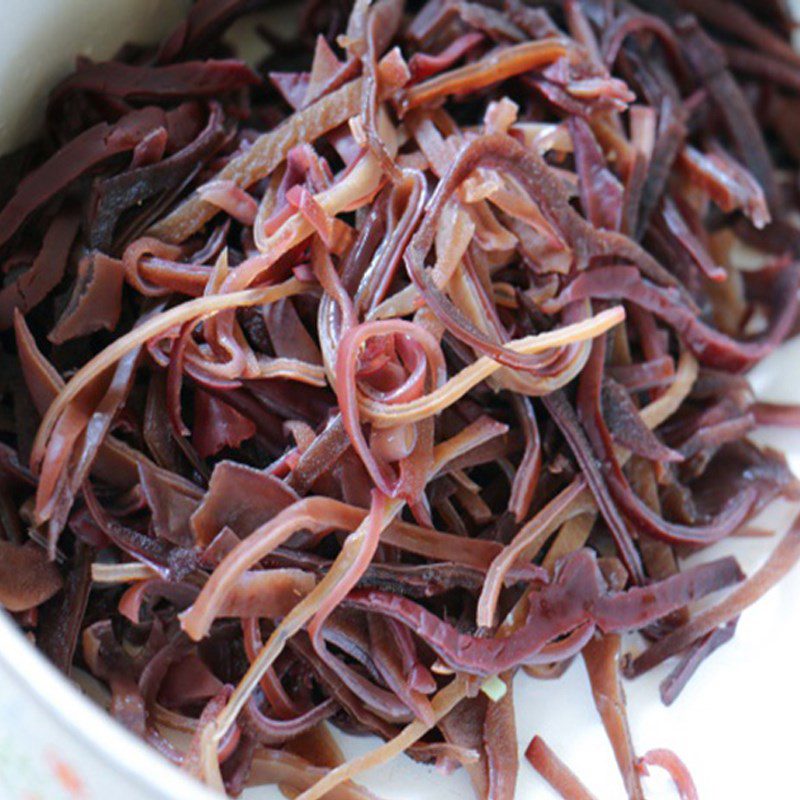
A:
0,608,219,799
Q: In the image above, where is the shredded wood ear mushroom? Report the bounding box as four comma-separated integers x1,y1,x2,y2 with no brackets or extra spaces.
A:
3,0,800,798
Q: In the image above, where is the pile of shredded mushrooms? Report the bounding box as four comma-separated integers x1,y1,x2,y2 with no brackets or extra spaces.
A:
2,0,800,797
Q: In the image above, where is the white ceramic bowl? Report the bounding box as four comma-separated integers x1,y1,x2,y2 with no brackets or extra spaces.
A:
1,3,799,799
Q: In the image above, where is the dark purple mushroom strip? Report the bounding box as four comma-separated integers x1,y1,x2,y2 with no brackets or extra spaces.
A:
0,212,80,328
88,102,227,251
658,618,738,706
0,107,166,249
35,542,93,674
52,60,259,102
342,551,742,675
626,512,800,679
